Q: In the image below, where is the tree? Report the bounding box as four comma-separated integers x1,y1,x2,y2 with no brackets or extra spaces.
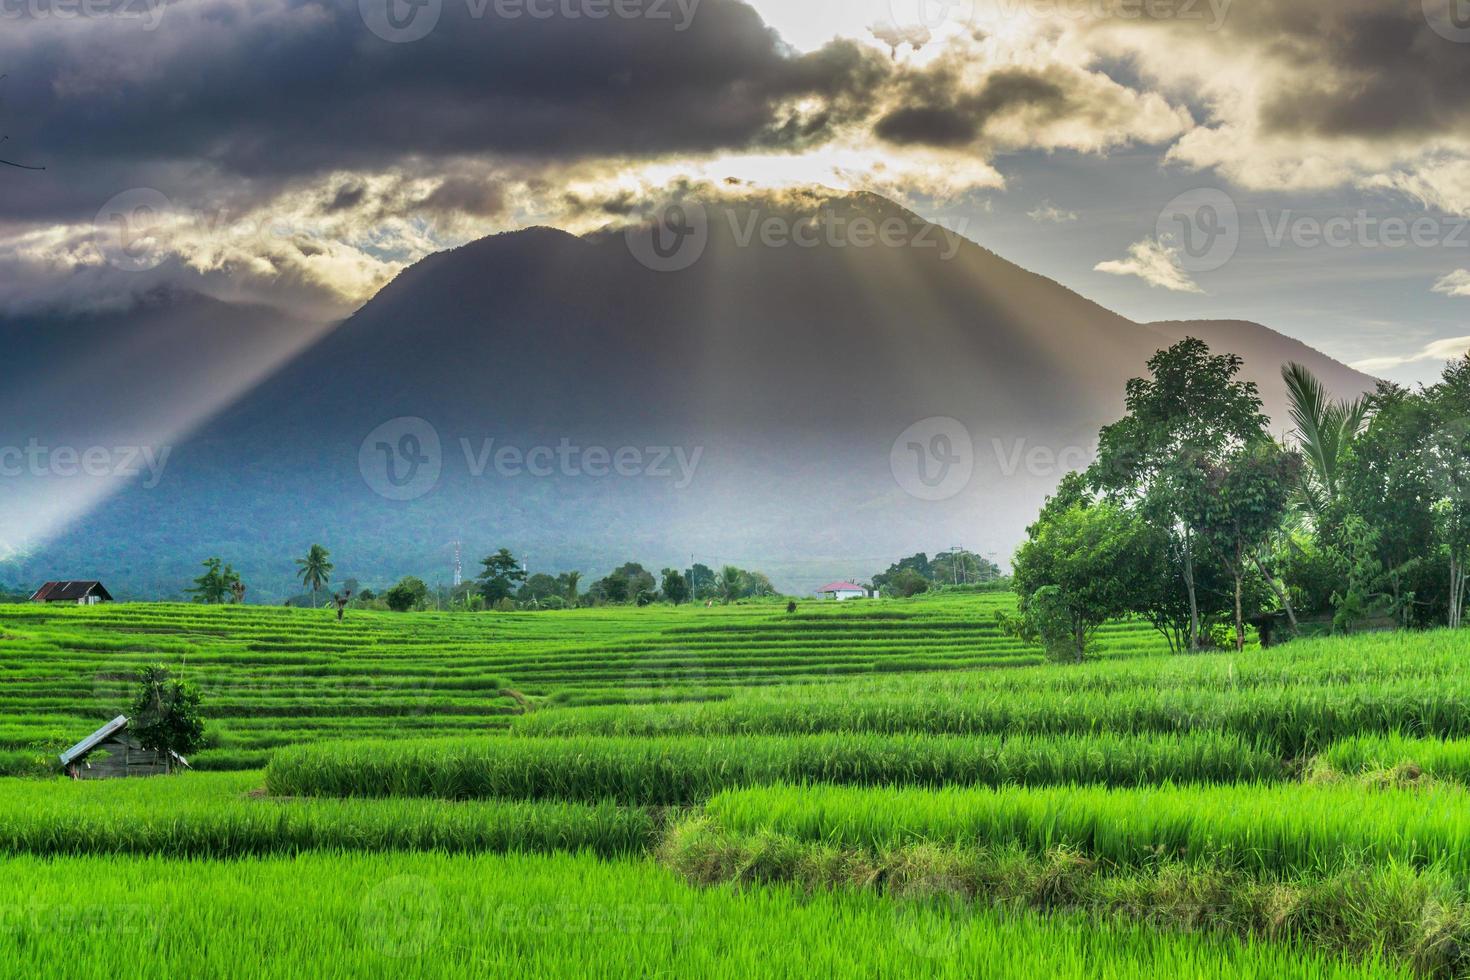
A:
561,571,581,608
611,563,657,599
130,665,204,763
687,564,717,600
1193,443,1302,650
1091,339,1268,650
743,571,777,598
384,576,429,612
873,553,933,592
718,565,745,603
1428,356,1470,628
1282,362,1370,524
931,549,1000,586
1337,384,1440,627
295,544,334,608
888,567,930,598
187,558,240,605
1009,501,1155,661
477,549,527,604
597,571,630,604
661,568,690,605
517,573,562,607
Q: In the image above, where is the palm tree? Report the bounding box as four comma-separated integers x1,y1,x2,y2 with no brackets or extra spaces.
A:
1282,362,1371,523
295,544,334,608
564,571,581,608
718,565,744,604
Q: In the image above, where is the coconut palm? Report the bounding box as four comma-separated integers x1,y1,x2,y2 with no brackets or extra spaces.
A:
295,544,334,608
1281,362,1371,523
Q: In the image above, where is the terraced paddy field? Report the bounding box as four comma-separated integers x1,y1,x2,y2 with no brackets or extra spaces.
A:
0,591,1158,771
4,595,1470,977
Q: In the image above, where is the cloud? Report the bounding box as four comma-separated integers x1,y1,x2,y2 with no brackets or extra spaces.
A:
1094,238,1203,293
1028,201,1078,223
872,58,1191,155
1083,0,1470,211
868,22,932,57
1351,335,1470,373
0,0,889,223
1432,269,1470,298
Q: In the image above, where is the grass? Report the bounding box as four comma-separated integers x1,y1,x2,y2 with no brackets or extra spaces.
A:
0,771,654,857
513,631,1470,756
659,819,1469,976
0,850,1409,979
8,595,1470,976
1320,735,1470,785
264,731,1283,804
0,592,1164,771
702,781,1470,879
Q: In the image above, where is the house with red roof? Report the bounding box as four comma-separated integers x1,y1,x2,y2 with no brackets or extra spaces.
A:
817,581,867,601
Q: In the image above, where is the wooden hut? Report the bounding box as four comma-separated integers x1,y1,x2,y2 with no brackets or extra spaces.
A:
58,715,189,779
30,581,113,605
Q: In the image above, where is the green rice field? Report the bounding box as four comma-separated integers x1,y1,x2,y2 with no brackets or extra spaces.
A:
4,595,1470,977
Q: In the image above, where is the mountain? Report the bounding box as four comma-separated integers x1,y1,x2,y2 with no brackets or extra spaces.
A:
0,292,329,576
2,192,1376,598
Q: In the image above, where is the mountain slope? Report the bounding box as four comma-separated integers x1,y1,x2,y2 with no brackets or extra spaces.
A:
3,193,1376,598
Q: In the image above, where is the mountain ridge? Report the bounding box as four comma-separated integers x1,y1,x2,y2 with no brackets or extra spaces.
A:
3,191,1378,598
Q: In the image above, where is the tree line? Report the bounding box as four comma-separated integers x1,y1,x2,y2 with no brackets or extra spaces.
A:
1007,339,1470,660
184,544,781,613
870,550,1006,598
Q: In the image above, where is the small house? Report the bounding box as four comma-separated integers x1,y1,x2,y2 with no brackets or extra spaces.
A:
58,715,189,779
818,581,868,601
30,581,113,605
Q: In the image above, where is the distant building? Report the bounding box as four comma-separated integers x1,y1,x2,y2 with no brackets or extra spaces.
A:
58,715,189,779
817,581,868,601
30,581,113,605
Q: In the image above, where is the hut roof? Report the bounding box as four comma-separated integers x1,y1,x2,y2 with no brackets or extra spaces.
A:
58,714,191,768
31,581,113,602
59,714,128,765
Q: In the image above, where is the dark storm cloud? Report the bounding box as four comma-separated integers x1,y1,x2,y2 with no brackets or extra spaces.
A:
1110,0,1470,141
874,67,1083,148
1254,5,1470,140
323,182,368,213
875,105,977,146
413,176,508,218
0,0,887,221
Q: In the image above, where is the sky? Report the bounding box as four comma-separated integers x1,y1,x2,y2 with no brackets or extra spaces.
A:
2,0,1468,385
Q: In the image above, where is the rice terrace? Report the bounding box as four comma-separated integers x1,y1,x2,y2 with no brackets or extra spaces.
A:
3,593,1470,977
9,1,1470,976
